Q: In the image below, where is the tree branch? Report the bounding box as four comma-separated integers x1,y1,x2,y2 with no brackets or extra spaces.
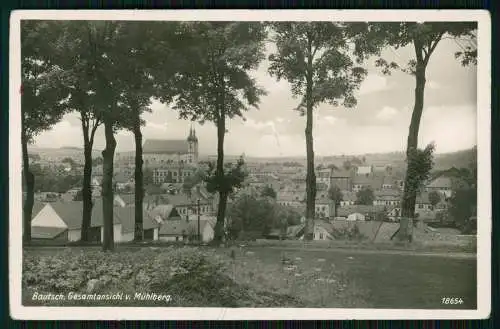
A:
424,32,445,65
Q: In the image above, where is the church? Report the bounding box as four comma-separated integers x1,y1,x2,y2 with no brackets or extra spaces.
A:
143,126,199,166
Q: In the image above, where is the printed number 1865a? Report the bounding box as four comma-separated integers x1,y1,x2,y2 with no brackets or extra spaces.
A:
441,297,464,305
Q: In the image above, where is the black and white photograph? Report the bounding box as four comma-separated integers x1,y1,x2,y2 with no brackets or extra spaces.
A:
9,10,491,320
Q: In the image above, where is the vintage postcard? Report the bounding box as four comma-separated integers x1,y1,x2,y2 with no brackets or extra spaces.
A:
9,10,491,320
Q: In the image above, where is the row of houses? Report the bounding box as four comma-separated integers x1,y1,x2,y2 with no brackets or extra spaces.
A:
27,198,217,243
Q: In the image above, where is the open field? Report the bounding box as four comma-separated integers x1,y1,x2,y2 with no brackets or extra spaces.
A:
21,245,476,309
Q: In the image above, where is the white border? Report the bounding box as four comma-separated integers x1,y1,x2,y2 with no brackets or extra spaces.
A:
9,10,491,320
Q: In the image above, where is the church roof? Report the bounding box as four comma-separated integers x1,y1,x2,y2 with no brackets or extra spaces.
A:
143,139,189,154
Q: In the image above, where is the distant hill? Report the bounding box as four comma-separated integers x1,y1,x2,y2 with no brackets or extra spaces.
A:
28,145,476,171
433,147,476,171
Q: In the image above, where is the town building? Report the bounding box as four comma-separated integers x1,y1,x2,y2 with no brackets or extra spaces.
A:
28,200,159,242
143,126,199,166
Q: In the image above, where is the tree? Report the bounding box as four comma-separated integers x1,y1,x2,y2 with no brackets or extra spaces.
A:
396,143,435,240
261,186,277,199
448,188,477,231
371,22,477,241
112,22,167,242
328,185,343,218
161,22,267,243
204,156,249,242
21,21,71,244
49,21,105,243
226,193,275,240
84,21,136,251
61,157,76,167
182,168,207,196
356,187,374,205
428,190,441,207
268,22,382,240
342,160,352,171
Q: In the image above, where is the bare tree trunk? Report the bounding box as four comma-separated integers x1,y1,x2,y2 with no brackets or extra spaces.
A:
304,42,316,241
81,122,93,242
214,113,226,243
398,63,426,242
102,120,116,251
22,133,34,246
133,119,144,241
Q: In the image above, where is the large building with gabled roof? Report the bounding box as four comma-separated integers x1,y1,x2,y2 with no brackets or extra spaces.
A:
143,126,199,166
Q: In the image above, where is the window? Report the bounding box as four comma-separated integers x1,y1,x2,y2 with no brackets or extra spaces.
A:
319,233,324,240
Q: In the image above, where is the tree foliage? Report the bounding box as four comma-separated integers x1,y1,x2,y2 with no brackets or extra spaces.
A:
261,186,277,199
268,22,383,240
428,190,441,207
21,21,72,244
204,157,248,196
370,22,477,241
328,185,343,217
159,22,267,243
356,187,375,206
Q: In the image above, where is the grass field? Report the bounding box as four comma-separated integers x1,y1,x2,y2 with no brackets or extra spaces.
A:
22,245,477,309
231,247,477,309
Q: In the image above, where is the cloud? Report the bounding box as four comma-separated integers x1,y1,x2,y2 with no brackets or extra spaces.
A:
324,116,337,125
358,74,388,95
375,106,399,121
427,81,442,90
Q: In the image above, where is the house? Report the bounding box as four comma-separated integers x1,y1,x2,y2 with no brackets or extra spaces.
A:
416,192,433,212
347,212,365,221
286,223,306,239
339,191,356,207
112,206,160,241
277,194,304,208
313,220,334,240
381,176,397,189
316,168,332,187
160,193,213,219
158,216,216,242
329,169,352,191
315,197,332,219
337,205,387,221
61,187,81,202
29,200,159,242
30,200,120,242
425,176,454,198
387,207,401,222
373,189,401,206
356,166,372,176
149,204,182,222
351,175,383,192
150,164,196,184
114,172,134,191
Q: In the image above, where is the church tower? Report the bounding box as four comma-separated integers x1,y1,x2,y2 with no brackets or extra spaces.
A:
187,124,199,164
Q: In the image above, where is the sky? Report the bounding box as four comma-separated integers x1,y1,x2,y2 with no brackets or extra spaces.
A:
33,35,477,157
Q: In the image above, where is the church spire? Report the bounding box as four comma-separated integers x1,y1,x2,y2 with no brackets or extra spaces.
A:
187,123,197,142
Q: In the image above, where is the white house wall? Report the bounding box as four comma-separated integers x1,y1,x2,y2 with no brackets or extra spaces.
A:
153,228,159,240
31,204,68,229
100,224,124,242
68,229,81,242
202,224,214,242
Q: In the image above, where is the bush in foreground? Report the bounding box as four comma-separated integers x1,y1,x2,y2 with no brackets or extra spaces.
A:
22,247,304,307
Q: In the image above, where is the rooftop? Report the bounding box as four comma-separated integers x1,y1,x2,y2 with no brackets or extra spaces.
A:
143,139,190,155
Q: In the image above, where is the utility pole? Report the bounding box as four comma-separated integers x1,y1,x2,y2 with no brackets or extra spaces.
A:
197,198,201,243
